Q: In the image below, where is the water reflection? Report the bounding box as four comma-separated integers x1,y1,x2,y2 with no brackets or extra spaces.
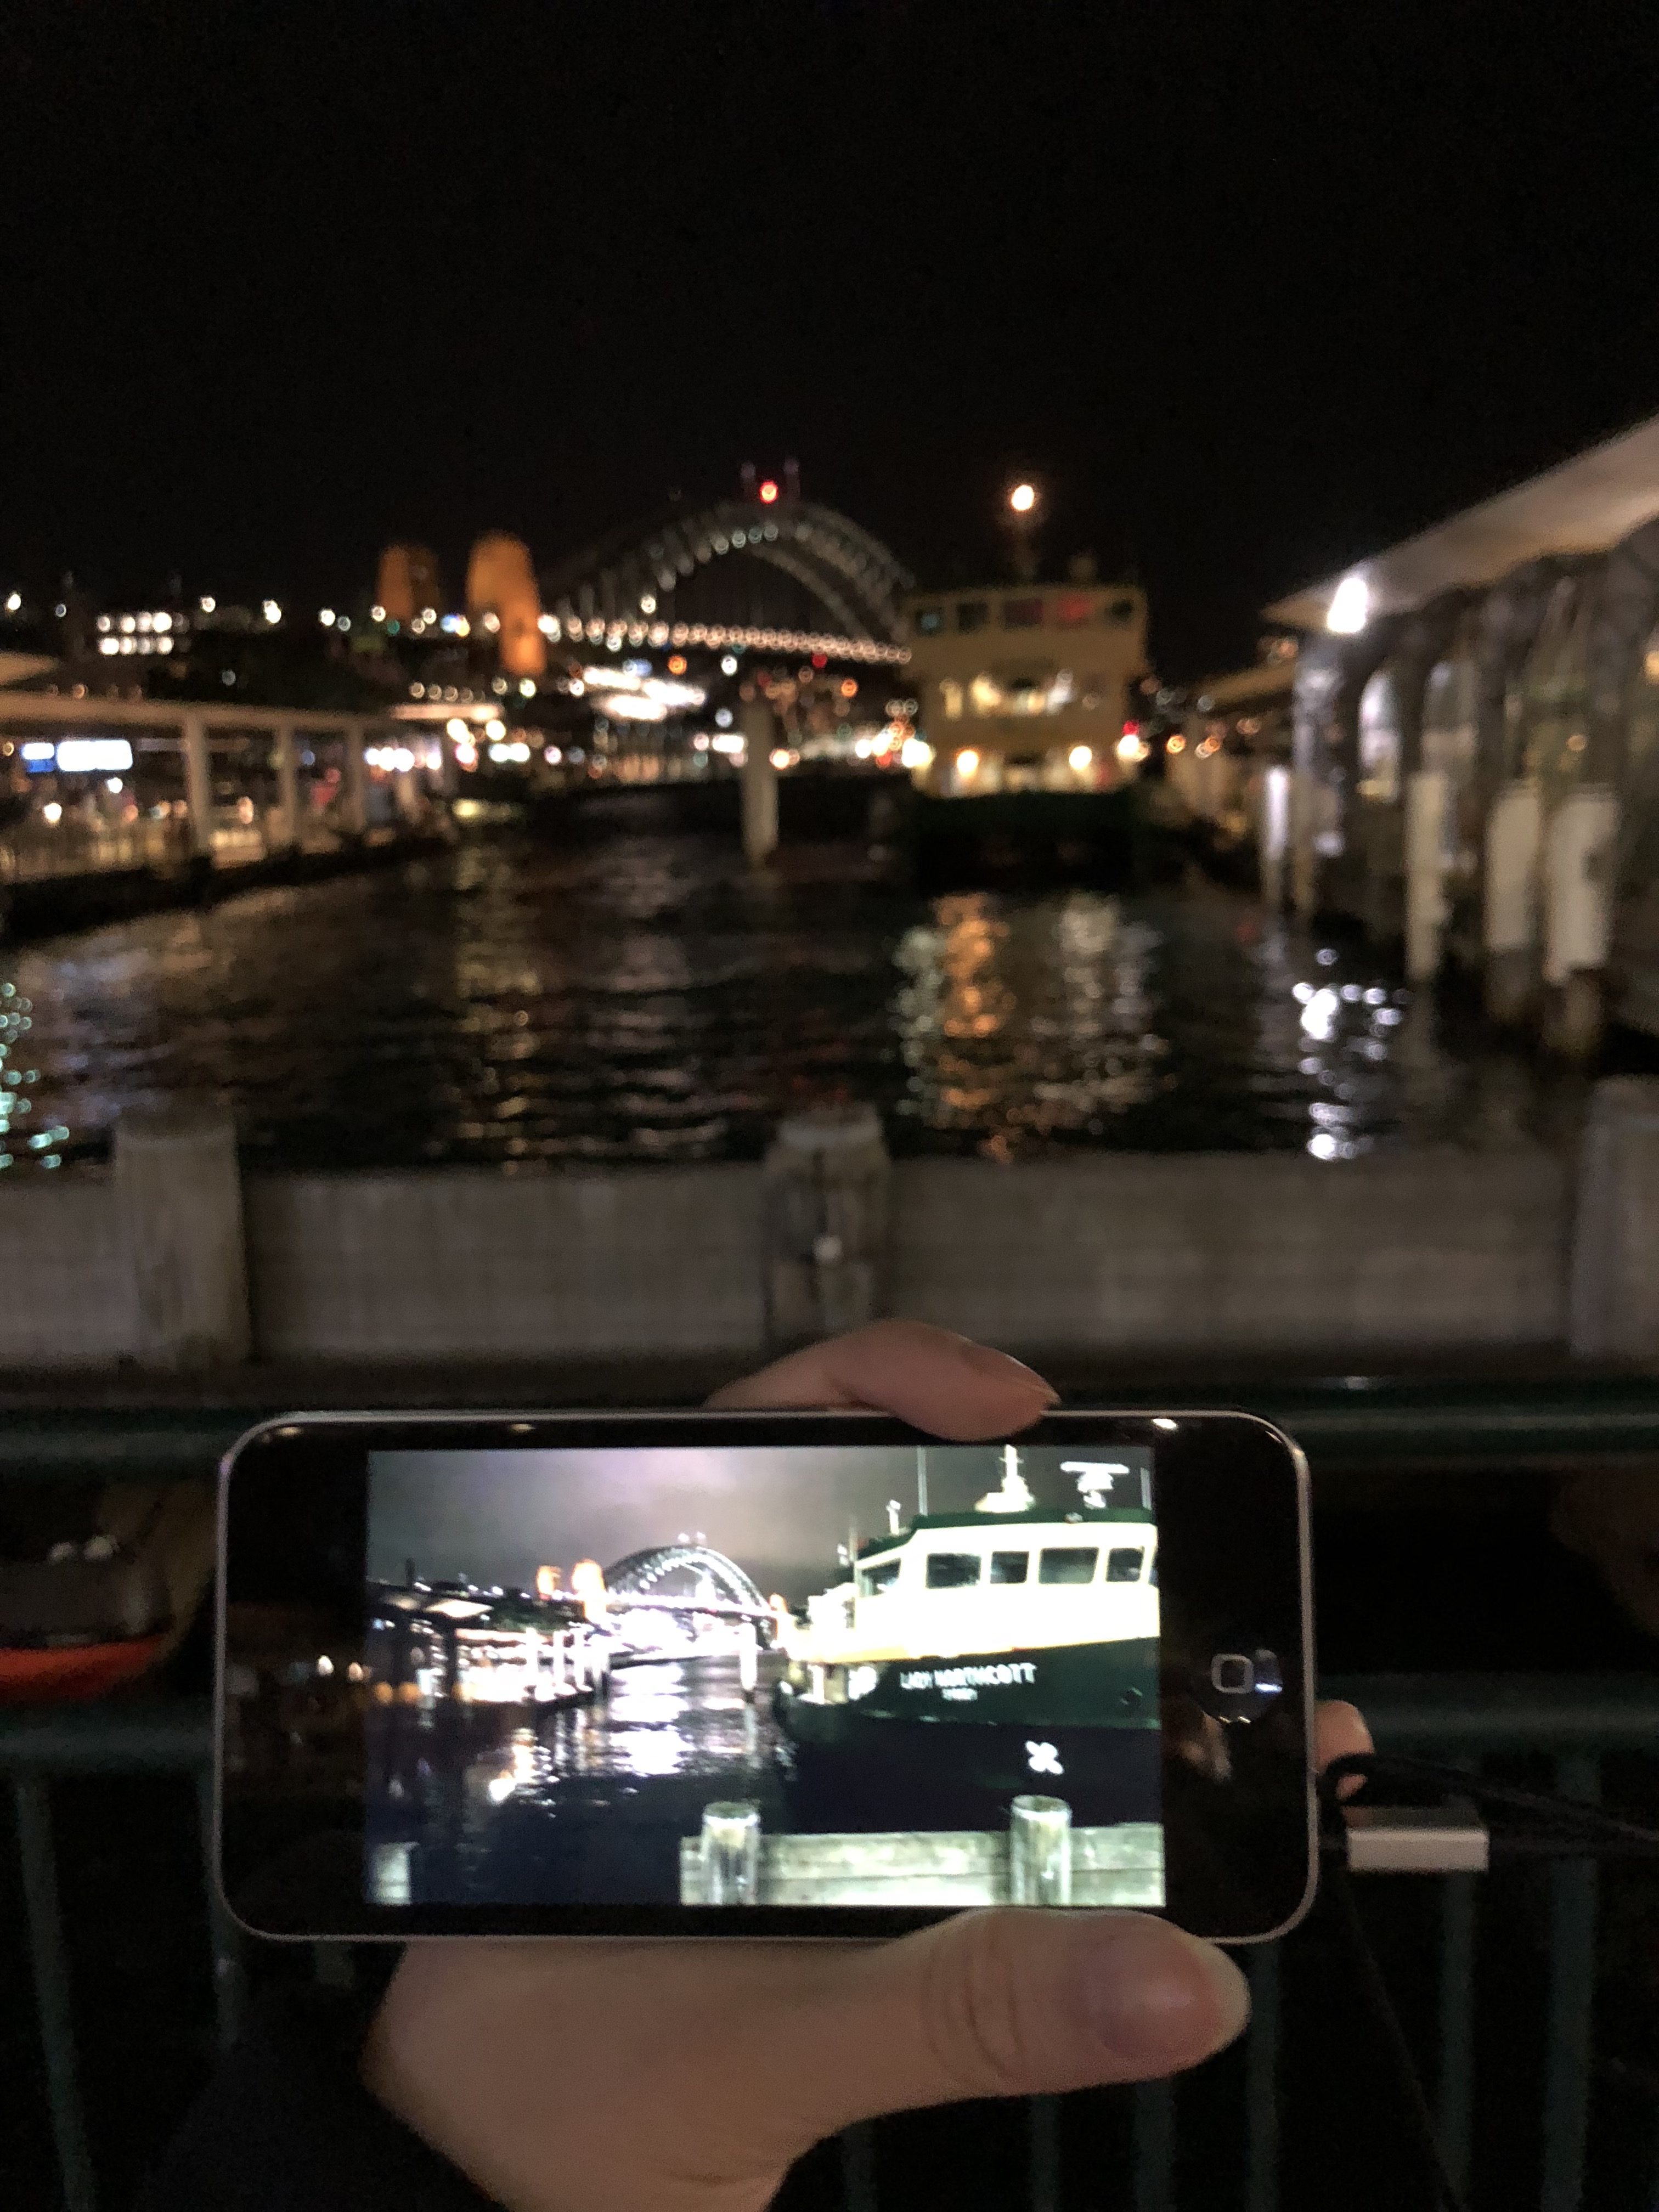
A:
366,1652,786,1905
0,835,1587,1172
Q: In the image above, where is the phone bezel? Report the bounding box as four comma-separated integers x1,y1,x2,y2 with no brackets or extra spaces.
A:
215,1408,1316,1946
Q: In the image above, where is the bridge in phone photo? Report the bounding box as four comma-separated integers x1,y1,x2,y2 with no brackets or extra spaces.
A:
602,1543,780,1664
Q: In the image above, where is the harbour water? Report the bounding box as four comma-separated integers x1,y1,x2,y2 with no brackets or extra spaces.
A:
0,828,1593,1174
368,1655,789,1907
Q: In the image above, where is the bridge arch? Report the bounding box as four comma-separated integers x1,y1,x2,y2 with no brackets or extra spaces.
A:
604,1544,770,1615
540,498,914,650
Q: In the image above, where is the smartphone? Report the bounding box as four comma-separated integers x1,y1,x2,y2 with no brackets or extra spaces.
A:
215,1409,1314,1945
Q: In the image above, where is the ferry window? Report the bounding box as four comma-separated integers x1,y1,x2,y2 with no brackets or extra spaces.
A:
1106,1547,1145,1582
1056,594,1094,627
915,606,945,635
925,1551,982,1589
989,1550,1029,1584
859,1557,901,1596
1003,597,1044,629
1148,1549,1158,1587
1107,597,1137,624
1039,1547,1098,1585
956,600,989,633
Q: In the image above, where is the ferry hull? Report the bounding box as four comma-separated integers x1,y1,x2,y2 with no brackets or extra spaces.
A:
775,1634,1160,1830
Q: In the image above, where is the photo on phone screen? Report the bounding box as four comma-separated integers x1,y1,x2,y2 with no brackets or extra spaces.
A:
360,1439,1162,1912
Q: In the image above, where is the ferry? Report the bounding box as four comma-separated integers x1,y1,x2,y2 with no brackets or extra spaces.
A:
774,1447,1161,1827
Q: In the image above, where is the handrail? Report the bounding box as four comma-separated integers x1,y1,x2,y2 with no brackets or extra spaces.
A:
3,1374,1659,1483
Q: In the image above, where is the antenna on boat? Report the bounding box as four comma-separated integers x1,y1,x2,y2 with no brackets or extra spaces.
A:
887,1499,902,1535
916,1445,929,1517
1063,1460,1137,1510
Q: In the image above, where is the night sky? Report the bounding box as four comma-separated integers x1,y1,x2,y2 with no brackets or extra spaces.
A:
6,4,1659,675
366,1443,1150,1607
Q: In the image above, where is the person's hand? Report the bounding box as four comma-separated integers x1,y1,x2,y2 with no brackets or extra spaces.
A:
363,1322,1370,2212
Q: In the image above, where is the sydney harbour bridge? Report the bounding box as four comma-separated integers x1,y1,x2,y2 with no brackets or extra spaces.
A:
600,1543,778,1666
376,470,916,706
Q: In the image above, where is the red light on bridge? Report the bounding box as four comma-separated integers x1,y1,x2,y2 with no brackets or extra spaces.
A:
758,479,780,504
810,653,826,669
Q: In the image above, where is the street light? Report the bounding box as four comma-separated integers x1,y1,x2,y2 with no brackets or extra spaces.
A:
1004,481,1041,581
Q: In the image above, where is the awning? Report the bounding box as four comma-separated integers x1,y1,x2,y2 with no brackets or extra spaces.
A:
1265,411,1659,630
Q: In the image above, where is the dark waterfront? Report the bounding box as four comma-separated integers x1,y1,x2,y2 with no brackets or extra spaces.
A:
368,1655,788,1907
0,826,1589,1175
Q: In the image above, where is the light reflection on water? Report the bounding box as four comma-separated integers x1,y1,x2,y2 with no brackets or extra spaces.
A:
0,833,1585,1172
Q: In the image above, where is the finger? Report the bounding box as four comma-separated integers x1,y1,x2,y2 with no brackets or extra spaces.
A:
1314,1699,1373,1801
766,1908,1248,2142
706,1319,1057,1439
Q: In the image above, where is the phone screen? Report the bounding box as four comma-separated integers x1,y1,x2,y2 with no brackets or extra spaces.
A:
359,1440,1163,1913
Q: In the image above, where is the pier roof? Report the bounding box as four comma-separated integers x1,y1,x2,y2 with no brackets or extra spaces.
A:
1265,409,1659,630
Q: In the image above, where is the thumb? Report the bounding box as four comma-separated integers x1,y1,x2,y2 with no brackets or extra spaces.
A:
762,1909,1249,2147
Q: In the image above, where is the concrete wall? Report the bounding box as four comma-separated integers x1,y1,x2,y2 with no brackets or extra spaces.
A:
0,1173,137,1365
1,1088,1654,1370
245,1168,763,1360
892,1152,1569,1353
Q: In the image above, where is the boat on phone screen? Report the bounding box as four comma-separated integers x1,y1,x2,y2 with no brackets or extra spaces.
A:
774,1446,1161,1825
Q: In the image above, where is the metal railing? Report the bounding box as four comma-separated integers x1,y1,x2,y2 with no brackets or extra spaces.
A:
7,1677,1655,2211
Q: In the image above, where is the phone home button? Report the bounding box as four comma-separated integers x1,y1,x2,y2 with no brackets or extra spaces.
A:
1205,1648,1283,1719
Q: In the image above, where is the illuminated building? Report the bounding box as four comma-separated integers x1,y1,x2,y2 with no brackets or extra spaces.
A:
465,533,546,680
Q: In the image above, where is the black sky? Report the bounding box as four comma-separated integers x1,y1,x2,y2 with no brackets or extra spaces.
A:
5,3,1659,676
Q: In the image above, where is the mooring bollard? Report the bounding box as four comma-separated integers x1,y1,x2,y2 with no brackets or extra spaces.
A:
762,1102,891,1349
699,1801,762,1904
114,1099,251,1368
1009,1794,1073,1906
740,698,780,867
1483,776,1543,1024
1568,1076,1659,1362
1257,763,1290,910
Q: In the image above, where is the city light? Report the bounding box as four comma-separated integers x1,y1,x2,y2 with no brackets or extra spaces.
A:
900,735,934,771
199,596,216,613
1167,733,1187,754
262,600,281,624
484,717,506,740
1116,731,1148,763
956,748,981,778
1327,574,1369,634
1008,482,1037,514
445,718,469,741
769,747,791,769
319,608,336,626
370,604,386,622
42,803,63,825
57,739,133,773
759,479,780,504
3,592,19,613
667,654,688,675
720,653,738,675
1068,744,1093,772
710,733,744,755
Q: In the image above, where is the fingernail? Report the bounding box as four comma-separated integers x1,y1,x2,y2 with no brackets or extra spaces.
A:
960,1340,1059,1401
1080,1917,1249,2064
